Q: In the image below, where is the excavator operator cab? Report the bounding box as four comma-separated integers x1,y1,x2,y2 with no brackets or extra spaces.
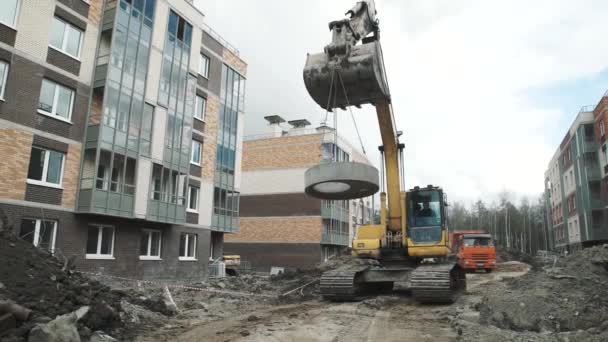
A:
407,186,446,244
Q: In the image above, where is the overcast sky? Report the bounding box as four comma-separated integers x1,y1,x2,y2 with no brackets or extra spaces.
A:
194,0,608,204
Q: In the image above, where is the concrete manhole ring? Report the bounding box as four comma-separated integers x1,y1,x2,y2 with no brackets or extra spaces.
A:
304,162,379,200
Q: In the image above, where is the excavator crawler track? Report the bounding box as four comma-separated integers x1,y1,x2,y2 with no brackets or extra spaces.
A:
410,263,465,303
320,266,369,301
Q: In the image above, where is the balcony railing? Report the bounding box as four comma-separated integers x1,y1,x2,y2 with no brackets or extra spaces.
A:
321,205,349,222
201,22,240,57
590,196,603,209
321,232,350,246
585,165,601,180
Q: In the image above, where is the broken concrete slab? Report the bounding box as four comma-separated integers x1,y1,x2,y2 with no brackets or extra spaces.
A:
28,306,89,342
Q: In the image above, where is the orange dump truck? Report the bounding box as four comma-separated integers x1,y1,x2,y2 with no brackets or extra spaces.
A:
451,230,496,272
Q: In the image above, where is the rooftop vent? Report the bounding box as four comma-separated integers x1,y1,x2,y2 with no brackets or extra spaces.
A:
288,119,311,128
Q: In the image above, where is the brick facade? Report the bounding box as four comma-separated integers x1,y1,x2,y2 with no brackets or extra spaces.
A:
0,203,212,280
201,94,219,180
242,134,323,171
0,128,33,201
61,143,81,209
0,0,245,280
224,242,321,272
222,49,247,76
227,216,322,242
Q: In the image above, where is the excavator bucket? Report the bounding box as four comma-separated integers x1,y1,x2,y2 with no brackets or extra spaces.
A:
303,40,389,111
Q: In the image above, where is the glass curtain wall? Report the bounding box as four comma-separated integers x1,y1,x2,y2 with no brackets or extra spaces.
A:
79,0,156,217
147,10,195,223
213,65,245,232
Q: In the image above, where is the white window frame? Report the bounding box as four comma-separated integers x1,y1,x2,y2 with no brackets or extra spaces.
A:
187,185,199,213
190,140,202,165
179,233,197,261
85,224,115,260
139,229,162,260
49,16,83,60
27,147,65,189
0,60,8,101
21,218,57,254
194,95,206,121
38,79,75,123
601,121,606,137
0,0,21,29
199,54,209,78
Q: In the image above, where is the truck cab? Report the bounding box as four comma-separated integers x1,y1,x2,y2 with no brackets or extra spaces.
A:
454,233,496,272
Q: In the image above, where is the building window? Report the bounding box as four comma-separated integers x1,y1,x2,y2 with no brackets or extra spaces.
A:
139,229,161,260
194,95,206,121
179,233,197,260
187,186,199,212
27,147,65,187
0,0,20,28
86,225,115,259
20,219,57,253
0,61,8,100
49,17,83,59
191,140,202,165
38,79,75,121
601,121,606,137
199,54,209,78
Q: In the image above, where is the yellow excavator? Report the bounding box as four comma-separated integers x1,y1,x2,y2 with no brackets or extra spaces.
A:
303,0,465,303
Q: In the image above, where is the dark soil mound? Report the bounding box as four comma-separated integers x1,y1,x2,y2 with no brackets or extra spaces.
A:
0,230,166,341
479,245,608,333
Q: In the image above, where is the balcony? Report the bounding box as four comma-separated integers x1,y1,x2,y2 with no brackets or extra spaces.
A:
321,232,350,246
583,139,598,153
590,196,603,209
585,165,601,181
321,205,349,223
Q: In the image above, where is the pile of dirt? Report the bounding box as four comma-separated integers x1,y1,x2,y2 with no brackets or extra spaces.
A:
496,246,534,264
0,230,170,341
479,245,608,334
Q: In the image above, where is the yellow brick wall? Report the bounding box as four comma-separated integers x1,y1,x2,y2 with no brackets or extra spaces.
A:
226,216,322,242
61,144,82,209
222,48,247,75
0,129,34,201
242,134,323,171
201,94,220,180
88,0,105,26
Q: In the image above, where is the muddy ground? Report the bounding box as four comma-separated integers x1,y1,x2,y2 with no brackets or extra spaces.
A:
123,263,569,342
2,221,608,342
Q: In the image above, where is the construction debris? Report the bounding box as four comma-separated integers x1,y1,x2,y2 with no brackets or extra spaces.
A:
0,230,176,341
27,306,89,342
478,246,608,334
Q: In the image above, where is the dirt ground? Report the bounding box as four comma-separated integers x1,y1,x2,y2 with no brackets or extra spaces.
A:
2,222,607,342
133,267,529,342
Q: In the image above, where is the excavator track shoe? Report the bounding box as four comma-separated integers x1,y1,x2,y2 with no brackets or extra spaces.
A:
320,266,369,301
410,263,465,304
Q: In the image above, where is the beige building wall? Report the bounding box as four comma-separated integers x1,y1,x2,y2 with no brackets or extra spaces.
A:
242,134,323,171
0,128,34,201
226,216,322,243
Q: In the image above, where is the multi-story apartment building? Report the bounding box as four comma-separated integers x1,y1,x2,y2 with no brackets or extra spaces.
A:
593,91,608,230
544,106,605,252
224,116,373,271
0,0,246,280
